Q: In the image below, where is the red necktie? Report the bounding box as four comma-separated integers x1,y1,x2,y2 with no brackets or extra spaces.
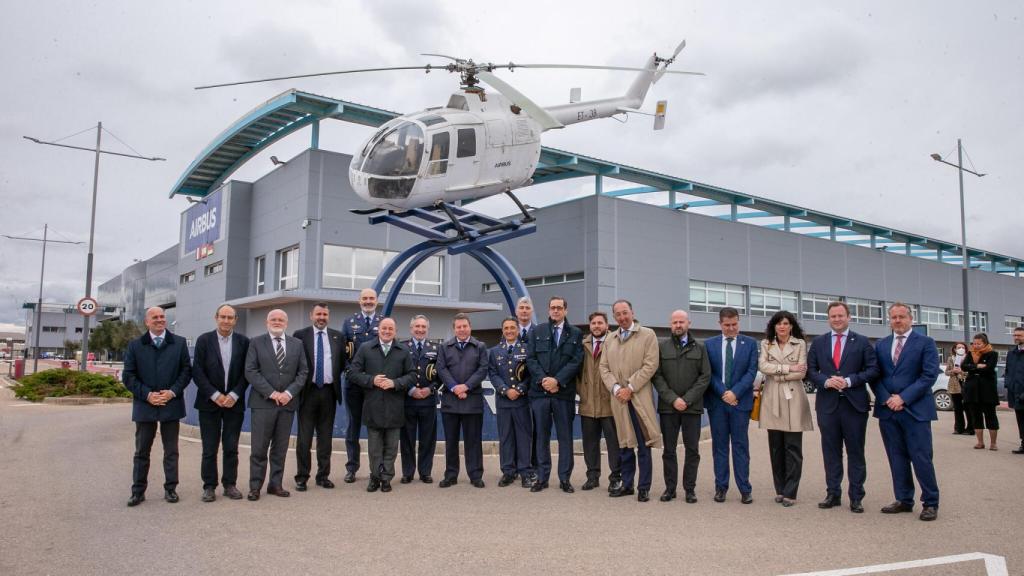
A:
593,339,601,359
893,335,905,363
832,334,843,370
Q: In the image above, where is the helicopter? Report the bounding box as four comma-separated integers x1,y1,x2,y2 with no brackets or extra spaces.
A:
197,42,701,234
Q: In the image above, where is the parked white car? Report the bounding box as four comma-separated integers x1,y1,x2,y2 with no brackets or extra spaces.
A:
931,372,952,411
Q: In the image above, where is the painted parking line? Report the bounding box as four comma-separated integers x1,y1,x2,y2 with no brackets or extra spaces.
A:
779,552,1008,576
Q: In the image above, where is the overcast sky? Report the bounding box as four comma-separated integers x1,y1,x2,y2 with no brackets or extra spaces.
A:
1,0,1021,330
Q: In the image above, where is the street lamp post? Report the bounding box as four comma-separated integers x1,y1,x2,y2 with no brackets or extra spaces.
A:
931,139,986,344
24,123,164,371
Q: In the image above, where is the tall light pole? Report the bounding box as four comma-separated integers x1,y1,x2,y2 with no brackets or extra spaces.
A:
931,139,986,344
24,123,164,370
3,225,84,374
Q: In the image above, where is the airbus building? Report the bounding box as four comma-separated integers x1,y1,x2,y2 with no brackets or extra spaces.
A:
98,90,1024,435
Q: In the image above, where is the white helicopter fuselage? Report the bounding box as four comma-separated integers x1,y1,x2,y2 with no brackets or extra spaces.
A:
348,90,541,210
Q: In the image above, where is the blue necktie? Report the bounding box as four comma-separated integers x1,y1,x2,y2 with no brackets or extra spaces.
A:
153,336,163,348
315,331,324,388
553,326,561,346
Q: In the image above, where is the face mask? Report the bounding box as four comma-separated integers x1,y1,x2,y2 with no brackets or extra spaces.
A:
955,348,965,355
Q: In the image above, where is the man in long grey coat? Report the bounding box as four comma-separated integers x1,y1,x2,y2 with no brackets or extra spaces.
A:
347,318,416,493
244,309,307,500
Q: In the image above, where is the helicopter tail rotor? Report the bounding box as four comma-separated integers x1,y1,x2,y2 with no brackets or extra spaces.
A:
476,71,564,131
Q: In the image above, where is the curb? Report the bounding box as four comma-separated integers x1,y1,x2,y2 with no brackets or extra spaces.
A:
42,397,132,406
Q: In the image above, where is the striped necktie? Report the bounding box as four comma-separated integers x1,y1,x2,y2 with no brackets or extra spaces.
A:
274,337,285,370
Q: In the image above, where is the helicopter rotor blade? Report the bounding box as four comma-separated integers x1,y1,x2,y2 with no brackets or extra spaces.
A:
501,63,704,76
420,53,464,62
476,70,564,130
194,65,438,90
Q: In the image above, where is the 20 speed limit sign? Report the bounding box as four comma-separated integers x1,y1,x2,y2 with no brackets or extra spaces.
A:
77,297,99,317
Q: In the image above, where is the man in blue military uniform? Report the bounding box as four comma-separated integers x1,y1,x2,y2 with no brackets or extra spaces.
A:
399,314,441,484
489,317,535,488
341,288,384,483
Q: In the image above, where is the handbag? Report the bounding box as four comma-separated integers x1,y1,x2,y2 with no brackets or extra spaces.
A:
750,392,762,421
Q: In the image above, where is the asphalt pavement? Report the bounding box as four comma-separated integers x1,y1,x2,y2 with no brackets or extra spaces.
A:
0,381,1018,576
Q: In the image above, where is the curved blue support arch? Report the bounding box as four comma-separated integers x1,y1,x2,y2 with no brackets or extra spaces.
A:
371,240,437,295
381,245,448,317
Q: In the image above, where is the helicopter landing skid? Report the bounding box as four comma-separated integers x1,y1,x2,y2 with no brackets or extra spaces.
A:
360,202,537,318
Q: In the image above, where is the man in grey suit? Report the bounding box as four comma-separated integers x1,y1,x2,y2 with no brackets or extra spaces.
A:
245,309,308,501
347,318,416,493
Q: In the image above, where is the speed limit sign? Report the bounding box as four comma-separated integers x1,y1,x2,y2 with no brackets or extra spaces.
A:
77,297,99,317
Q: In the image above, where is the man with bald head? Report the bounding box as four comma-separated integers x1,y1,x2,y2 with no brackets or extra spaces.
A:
244,309,308,501
652,310,711,503
123,307,192,507
341,288,384,483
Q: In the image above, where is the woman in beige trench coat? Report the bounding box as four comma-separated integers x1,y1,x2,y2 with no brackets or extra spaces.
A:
757,310,811,507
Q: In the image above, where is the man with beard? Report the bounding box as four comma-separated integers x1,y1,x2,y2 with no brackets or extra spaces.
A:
577,311,622,492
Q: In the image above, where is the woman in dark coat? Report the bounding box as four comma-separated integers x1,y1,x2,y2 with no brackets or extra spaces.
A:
961,333,1000,450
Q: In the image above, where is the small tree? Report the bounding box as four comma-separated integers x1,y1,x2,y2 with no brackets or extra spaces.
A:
63,339,81,357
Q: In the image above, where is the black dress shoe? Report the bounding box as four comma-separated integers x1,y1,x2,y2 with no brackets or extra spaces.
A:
267,485,290,497
344,471,356,484
471,479,486,488
609,486,634,498
781,498,795,507
818,495,842,509
521,476,535,488
164,489,180,503
741,493,753,504
880,501,914,514
421,475,433,484
295,481,308,492
127,494,145,507
400,476,413,484
530,481,548,492
438,478,457,488
919,506,938,521
380,480,392,493
659,490,676,502
559,481,574,494
223,486,243,500
849,500,864,513
581,478,600,491
247,490,260,501
637,489,650,502
713,489,727,503
608,479,623,493
367,479,381,493
498,474,515,487
684,491,697,504
202,487,216,502
317,479,335,489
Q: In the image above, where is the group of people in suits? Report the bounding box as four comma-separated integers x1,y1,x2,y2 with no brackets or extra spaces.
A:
122,293,945,521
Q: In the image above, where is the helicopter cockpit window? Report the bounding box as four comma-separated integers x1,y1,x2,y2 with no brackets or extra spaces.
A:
419,114,446,127
361,122,425,177
427,131,450,176
456,128,476,158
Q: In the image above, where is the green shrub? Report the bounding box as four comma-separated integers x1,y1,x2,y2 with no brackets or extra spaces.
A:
11,369,132,402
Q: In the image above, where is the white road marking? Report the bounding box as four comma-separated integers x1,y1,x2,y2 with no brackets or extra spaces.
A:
779,552,1008,576
9,403,47,407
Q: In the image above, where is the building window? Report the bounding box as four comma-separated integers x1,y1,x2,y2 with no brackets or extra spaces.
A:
204,260,224,277
483,271,584,293
1005,315,1024,334
952,310,988,333
801,293,840,322
689,280,746,314
918,306,949,330
748,287,798,317
847,297,884,325
42,326,66,333
255,256,266,295
75,327,83,334
278,246,299,290
179,271,196,285
323,245,443,296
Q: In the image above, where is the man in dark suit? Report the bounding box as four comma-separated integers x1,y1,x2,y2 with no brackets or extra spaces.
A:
292,302,347,492
347,318,416,493
1007,327,1024,454
123,306,192,507
807,301,879,513
191,304,250,502
489,317,534,488
704,306,759,504
526,296,584,493
872,302,940,521
341,288,384,483
436,312,489,488
400,314,441,484
652,310,711,504
244,309,308,501
516,297,535,344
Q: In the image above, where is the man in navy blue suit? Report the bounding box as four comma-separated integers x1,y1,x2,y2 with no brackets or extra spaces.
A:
704,307,758,504
807,301,878,513
872,302,940,521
